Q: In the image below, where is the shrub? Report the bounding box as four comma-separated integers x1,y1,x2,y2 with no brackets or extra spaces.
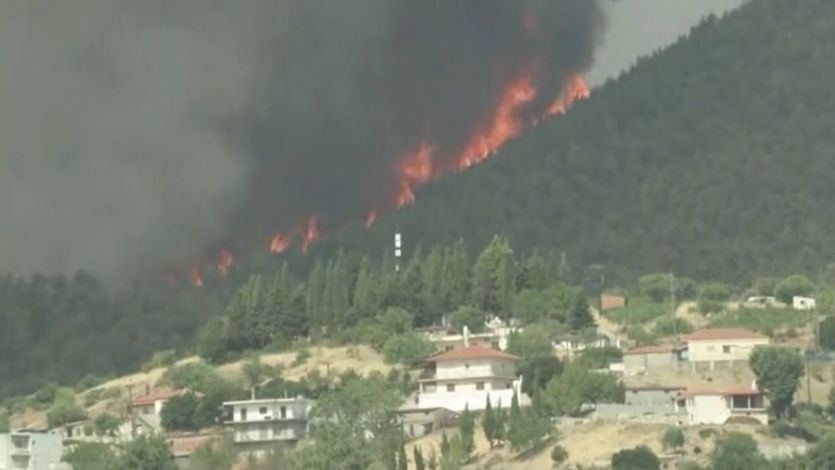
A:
34,382,58,406
611,446,660,470
83,389,104,407
94,413,122,436
382,334,434,364
627,326,657,346
698,428,719,439
774,275,816,304
75,374,106,391
161,394,201,431
653,317,694,336
661,426,685,450
46,388,85,428
604,297,667,325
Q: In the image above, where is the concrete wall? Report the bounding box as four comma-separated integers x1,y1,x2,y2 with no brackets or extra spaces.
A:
624,389,682,407
0,432,63,470
592,404,684,424
623,352,678,374
687,338,769,364
686,395,768,425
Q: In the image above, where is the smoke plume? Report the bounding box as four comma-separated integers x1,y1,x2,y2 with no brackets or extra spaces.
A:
0,1,603,280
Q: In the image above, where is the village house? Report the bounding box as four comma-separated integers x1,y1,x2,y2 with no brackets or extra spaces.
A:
592,385,686,423
683,384,768,426
411,345,528,412
130,387,186,437
0,430,64,470
222,396,312,457
600,293,628,311
396,406,458,439
683,328,769,371
792,296,816,311
622,345,681,375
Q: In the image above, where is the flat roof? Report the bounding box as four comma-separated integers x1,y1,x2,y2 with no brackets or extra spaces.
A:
682,328,768,341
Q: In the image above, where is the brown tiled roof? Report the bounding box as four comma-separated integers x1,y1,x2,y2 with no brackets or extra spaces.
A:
682,328,768,341
682,385,762,398
624,345,675,355
424,345,519,362
131,387,183,407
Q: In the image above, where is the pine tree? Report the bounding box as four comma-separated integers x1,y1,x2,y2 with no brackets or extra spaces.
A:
306,260,326,331
398,442,408,470
353,256,378,318
494,406,506,444
440,431,450,455
483,396,496,448
421,247,445,325
472,236,513,313
402,250,426,322
460,405,475,456
441,239,470,312
496,255,515,321
414,446,426,470
566,290,595,331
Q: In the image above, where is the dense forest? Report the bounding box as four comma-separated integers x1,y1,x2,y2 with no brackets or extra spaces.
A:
332,0,835,284
0,274,227,397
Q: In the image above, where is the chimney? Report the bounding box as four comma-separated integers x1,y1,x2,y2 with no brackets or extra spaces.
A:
463,325,470,347
144,384,150,395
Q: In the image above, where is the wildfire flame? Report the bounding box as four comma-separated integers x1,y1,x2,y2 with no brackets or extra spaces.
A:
190,265,203,287
217,249,233,277
269,70,589,256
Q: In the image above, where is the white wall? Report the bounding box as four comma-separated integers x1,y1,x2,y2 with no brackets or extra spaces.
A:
416,384,528,413
0,432,63,470
688,338,769,363
435,358,516,381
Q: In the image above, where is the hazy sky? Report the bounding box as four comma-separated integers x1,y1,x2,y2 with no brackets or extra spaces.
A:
589,0,750,85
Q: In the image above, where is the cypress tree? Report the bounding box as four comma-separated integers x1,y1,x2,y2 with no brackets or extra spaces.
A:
460,405,475,455
483,395,496,448
414,446,426,470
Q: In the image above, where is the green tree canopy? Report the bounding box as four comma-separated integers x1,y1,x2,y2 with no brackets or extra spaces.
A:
749,346,804,418
611,446,660,470
774,275,816,304
710,432,765,470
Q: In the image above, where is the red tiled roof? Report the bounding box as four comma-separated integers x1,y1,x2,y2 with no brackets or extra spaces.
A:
131,387,182,407
682,328,768,341
682,385,762,398
424,345,519,362
624,345,675,355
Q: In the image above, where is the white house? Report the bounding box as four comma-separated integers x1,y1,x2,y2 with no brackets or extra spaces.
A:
792,296,816,311
222,397,312,457
683,328,769,370
683,384,768,426
0,431,63,470
553,333,623,360
412,345,528,412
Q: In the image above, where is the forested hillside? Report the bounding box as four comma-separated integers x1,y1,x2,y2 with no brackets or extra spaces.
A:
341,0,835,283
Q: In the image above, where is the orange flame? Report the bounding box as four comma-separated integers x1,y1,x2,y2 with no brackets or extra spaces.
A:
217,249,233,277
458,70,537,170
546,74,590,116
365,210,378,229
301,216,319,253
270,233,293,254
396,141,435,208
190,265,203,287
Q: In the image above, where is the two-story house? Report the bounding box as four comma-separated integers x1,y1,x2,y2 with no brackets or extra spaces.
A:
129,387,185,436
683,328,769,370
0,431,63,470
222,397,312,457
412,345,528,412
683,384,768,426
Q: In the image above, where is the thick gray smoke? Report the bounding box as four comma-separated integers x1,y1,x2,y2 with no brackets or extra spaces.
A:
0,1,605,279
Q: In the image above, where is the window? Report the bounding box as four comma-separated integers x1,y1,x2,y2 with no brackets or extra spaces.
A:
476,382,485,390
506,383,512,389
446,384,456,392
465,363,470,369
723,345,731,354
259,407,268,415
240,408,247,421
280,406,287,419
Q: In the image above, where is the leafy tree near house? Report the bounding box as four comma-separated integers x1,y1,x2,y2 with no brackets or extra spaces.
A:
611,446,660,470
449,305,486,334
551,445,569,467
507,392,552,452
120,435,177,470
661,426,685,451
819,316,835,351
710,432,765,470
62,442,120,470
46,388,85,428
639,274,672,303
806,433,835,470
774,274,816,304
161,393,201,431
566,290,595,331
749,346,804,418
382,333,434,364
93,413,121,436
